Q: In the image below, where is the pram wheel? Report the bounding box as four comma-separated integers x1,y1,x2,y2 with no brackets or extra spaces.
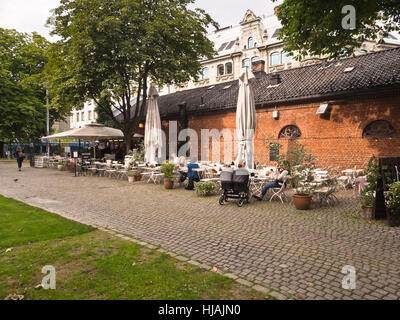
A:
219,195,226,205
237,199,244,207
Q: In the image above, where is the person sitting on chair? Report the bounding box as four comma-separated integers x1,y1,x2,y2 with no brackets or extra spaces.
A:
253,167,288,201
178,156,188,182
184,158,200,190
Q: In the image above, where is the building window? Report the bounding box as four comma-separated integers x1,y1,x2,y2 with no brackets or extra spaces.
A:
359,49,367,55
269,143,280,161
225,62,233,74
279,125,302,139
81,112,85,121
248,37,254,49
251,56,260,63
217,64,224,76
363,120,397,138
282,51,291,64
242,58,251,69
202,67,209,80
76,113,79,122
270,52,280,66
88,111,92,120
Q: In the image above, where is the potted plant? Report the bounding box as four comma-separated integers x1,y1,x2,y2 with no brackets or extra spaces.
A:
292,167,316,210
385,182,400,227
57,161,63,171
360,191,375,220
127,171,135,183
278,142,317,210
359,156,380,220
132,169,142,181
195,182,217,197
161,160,175,189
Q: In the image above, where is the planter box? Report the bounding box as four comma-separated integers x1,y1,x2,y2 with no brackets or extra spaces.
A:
387,210,400,227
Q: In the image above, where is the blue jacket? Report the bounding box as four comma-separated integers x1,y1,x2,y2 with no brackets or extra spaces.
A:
187,163,199,179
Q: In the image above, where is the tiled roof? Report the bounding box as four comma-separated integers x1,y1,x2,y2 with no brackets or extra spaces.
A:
157,48,400,117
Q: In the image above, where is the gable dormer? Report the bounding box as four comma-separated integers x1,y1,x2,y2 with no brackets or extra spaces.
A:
239,10,264,50
240,9,260,25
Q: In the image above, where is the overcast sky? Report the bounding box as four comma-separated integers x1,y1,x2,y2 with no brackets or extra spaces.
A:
0,0,282,40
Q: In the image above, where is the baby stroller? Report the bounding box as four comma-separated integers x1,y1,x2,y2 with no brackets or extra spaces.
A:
219,168,250,207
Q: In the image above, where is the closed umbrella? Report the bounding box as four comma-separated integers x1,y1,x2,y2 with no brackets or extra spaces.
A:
144,85,163,164
235,68,257,169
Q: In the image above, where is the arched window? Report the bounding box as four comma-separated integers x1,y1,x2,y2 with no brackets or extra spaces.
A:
202,67,209,79
242,58,251,69
359,49,367,55
251,56,260,63
217,64,224,76
282,51,291,64
225,62,233,74
248,37,254,49
270,52,280,66
363,120,397,138
279,125,302,139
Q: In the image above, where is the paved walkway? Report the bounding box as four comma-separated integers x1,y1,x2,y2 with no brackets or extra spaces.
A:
1,162,399,300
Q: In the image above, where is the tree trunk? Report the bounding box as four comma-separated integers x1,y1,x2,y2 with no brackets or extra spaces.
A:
0,142,4,158
125,132,132,154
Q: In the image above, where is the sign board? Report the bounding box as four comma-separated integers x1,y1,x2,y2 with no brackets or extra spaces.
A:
73,151,78,158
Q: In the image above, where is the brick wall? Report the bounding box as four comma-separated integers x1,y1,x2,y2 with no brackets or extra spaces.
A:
185,90,400,170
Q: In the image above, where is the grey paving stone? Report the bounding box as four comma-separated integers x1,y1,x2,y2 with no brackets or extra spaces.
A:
1,163,399,301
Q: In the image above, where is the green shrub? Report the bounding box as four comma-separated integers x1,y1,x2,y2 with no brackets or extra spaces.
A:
161,160,175,181
360,156,380,208
195,182,216,197
386,182,400,215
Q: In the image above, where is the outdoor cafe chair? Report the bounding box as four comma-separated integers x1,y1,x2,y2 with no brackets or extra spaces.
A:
269,178,289,203
313,178,339,207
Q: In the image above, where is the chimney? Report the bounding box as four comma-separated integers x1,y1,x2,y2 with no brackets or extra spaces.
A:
252,60,265,73
270,73,281,85
274,6,280,15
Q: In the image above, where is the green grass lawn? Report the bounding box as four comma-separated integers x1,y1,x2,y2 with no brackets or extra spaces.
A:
0,195,270,300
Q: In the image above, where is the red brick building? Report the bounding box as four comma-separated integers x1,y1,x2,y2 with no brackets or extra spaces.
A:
156,48,400,170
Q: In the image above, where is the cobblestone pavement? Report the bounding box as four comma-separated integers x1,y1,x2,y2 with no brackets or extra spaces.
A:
1,162,400,300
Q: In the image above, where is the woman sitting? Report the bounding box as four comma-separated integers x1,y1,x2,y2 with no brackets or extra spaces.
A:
180,158,200,190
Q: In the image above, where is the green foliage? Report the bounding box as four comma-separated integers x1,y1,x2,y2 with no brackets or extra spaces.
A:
46,0,217,151
0,195,94,249
128,142,145,166
161,160,176,181
0,196,268,300
273,0,400,59
126,171,135,177
195,182,216,197
0,28,62,143
277,141,316,177
277,141,317,195
385,182,400,215
360,156,380,208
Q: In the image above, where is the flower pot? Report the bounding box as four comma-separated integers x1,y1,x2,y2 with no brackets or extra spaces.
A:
293,194,312,210
57,165,63,171
134,173,142,181
164,179,174,189
128,176,134,183
387,212,400,227
360,206,374,220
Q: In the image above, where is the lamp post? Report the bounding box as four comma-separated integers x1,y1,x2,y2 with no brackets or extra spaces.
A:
46,90,50,157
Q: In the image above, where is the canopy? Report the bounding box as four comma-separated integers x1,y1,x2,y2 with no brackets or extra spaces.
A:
235,68,257,169
144,85,163,164
41,123,124,141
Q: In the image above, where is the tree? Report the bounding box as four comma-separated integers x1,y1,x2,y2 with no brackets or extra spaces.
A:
47,0,218,153
273,0,400,59
0,28,60,145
